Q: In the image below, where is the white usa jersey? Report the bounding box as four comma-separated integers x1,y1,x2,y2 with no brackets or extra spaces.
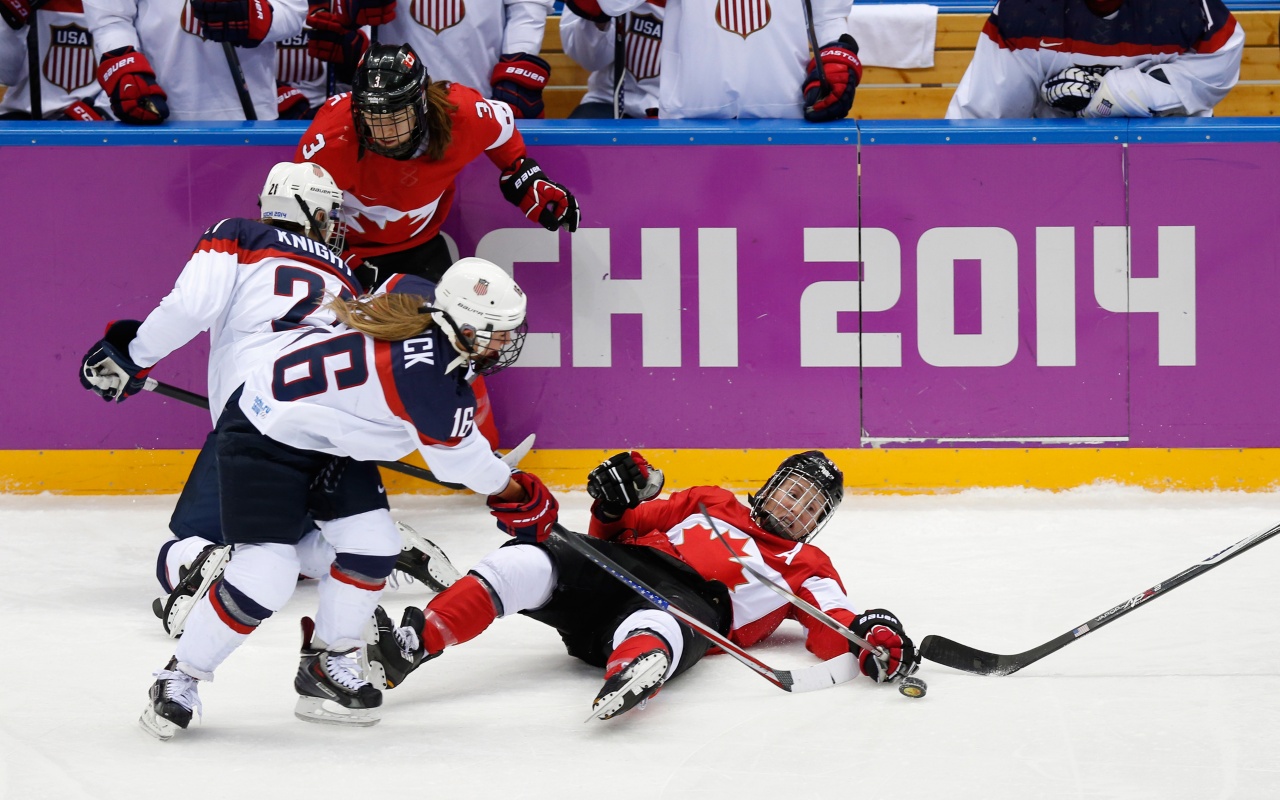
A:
376,0,553,92
589,485,860,659
128,217,362,421
0,0,110,117
83,0,307,119
597,0,852,119
559,3,663,118
236,274,513,495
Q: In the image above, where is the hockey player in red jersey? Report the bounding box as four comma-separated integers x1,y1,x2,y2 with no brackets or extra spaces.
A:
367,450,919,720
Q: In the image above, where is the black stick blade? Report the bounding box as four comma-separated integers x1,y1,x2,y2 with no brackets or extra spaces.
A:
920,634,1025,676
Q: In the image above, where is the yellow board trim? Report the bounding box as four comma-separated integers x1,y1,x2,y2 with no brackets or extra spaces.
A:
3,448,1279,495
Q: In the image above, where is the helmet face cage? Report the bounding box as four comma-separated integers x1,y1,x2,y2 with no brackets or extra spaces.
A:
457,319,528,376
750,451,845,543
352,44,429,160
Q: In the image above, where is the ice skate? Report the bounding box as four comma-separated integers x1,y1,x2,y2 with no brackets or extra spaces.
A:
139,657,203,741
366,605,434,689
158,544,232,638
391,522,461,592
590,648,670,721
294,617,383,727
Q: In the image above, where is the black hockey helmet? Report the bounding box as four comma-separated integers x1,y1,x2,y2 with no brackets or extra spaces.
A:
750,451,844,543
352,43,429,160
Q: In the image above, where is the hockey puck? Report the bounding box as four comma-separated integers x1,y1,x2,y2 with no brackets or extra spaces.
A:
898,676,927,698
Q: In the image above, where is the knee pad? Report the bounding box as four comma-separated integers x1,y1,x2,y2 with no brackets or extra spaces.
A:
214,543,301,631
470,544,556,616
318,509,401,558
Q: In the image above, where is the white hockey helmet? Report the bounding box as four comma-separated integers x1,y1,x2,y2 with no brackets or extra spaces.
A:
429,257,528,375
259,161,347,254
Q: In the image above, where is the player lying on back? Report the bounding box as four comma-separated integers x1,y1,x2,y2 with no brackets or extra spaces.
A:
366,450,920,719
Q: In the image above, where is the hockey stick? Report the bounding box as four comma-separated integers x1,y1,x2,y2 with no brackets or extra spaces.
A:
141,378,535,490
920,521,1280,676
221,42,257,120
551,523,858,693
799,0,829,116
697,504,928,698
611,16,625,119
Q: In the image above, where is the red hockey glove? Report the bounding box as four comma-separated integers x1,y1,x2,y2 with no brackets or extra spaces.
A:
499,156,580,233
352,0,395,26
61,101,106,121
192,0,274,47
491,52,550,119
79,320,153,403
276,81,311,119
96,47,169,125
306,1,369,67
0,0,30,30
802,34,862,123
487,472,559,544
850,608,919,683
562,0,609,23
587,452,664,517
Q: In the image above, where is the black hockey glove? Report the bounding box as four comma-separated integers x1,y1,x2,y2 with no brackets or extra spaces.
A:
500,156,581,232
80,320,152,403
1040,67,1102,114
850,608,919,683
587,451,664,520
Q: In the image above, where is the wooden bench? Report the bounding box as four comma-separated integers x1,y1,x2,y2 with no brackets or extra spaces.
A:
540,10,1280,119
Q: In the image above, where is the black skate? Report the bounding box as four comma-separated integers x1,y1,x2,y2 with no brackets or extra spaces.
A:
139,657,203,741
590,649,670,721
156,544,232,638
366,605,438,689
294,616,383,727
391,522,461,592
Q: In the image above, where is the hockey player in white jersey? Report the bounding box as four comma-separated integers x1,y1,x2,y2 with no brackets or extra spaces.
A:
83,0,307,121
562,0,860,121
88,253,557,738
367,451,918,720
0,0,112,119
947,0,1243,119
305,0,555,118
559,1,664,119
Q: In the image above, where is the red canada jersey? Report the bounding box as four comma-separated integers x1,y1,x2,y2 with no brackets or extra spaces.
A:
589,486,859,660
294,84,526,259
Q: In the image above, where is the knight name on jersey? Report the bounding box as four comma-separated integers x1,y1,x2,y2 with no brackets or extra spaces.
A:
273,229,345,270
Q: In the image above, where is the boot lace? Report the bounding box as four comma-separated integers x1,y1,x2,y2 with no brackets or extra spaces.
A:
154,666,204,718
322,650,370,692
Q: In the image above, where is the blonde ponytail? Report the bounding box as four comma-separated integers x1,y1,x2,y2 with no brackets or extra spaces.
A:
327,293,434,341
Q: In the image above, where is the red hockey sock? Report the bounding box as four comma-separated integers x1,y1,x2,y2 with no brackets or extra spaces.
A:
420,575,499,654
605,632,671,679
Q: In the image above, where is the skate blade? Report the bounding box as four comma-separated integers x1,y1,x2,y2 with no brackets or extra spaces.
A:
163,546,231,638
588,659,666,722
294,696,381,727
139,707,179,741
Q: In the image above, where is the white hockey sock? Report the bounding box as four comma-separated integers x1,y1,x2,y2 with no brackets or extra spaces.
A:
314,572,383,651
612,609,684,681
296,528,336,580
173,594,250,678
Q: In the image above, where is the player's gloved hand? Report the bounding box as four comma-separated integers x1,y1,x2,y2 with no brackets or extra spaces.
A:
1040,67,1102,114
488,471,559,544
562,0,609,23
491,52,550,119
500,156,580,232
96,47,169,125
193,0,274,46
1,0,31,30
306,0,369,67
850,608,919,683
61,101,106,121
276,81,311,119
802,34,862,123
80,320,152,403
352,0,395,26
587,452,664,520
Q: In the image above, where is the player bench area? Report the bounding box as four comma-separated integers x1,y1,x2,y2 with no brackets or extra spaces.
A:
539,10,1280,119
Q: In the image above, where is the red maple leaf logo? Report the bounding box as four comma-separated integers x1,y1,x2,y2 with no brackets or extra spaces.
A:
674,524,752,591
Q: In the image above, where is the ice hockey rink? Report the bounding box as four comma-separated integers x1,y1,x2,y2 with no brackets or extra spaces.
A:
3,486,1280,800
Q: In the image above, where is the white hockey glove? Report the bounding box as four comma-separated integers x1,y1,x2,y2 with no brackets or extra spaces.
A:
1040,67,1102,114
1080,67,1180,118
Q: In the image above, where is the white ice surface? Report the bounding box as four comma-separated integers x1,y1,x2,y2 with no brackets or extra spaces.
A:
3,487,1280,800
